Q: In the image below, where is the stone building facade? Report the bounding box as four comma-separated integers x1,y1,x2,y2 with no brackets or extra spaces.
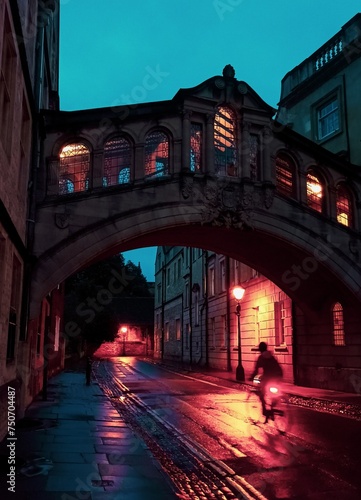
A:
0,0,63,440
154,247,294,382
277,13,361,166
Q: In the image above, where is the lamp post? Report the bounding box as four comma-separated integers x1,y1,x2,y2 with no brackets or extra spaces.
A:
233,286,245,381
120,326,127,356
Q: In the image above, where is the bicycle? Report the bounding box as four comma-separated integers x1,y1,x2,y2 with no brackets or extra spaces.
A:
245,375,290,435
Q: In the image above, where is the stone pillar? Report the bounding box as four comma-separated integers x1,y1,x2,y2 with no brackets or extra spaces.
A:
206,113,215,174
182,110,191,171
134,143,144,180
240,121,250,179
47,157,59,196
92,149,104,188
262,126,273,183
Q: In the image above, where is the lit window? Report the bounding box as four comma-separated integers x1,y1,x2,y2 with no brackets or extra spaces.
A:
59,143,90,194
145,131,169,177
176,318,181,341
332,302,345,346
214,106,237,176
306,170,324,213
104,138,131,186
318,98,339,140
336,184,353,227
165,322,170,342
276,153,295,197
190,123,202,172
274,301,285,345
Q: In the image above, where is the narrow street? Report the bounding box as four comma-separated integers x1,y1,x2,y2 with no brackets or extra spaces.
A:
94,357,361,500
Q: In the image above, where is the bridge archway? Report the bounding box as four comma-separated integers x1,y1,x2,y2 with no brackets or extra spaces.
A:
32,68,361,391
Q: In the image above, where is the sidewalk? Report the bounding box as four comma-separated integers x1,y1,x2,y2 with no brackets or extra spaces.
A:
148,359,361,413
0,370,176,500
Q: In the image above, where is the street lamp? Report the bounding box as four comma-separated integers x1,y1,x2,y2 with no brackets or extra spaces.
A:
120,326,127,356
233,286,246,382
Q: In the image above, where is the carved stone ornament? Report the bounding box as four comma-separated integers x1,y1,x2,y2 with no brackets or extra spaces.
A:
180,176,275,230
54,211,70,229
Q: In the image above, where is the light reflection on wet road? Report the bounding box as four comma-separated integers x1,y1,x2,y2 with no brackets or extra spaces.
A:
101,357,361,499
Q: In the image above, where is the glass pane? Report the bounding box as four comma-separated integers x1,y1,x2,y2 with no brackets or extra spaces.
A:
59,143,90,194
104,137,131,186
306,171,323,212
214,107,237,176
145,131,169,177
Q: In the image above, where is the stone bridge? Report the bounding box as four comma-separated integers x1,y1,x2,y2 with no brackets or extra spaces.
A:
32,67,361,341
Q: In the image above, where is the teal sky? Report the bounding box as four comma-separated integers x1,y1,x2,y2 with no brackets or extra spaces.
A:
59,0,359,280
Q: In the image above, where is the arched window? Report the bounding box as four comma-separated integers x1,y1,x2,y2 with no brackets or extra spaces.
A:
145,131,169,178
332,302,345,346
214,106,237,176
104,137,131,186
59,143,90,194
190,123,202,172
306,170,324,213
336,184,353,227
275,153,296,197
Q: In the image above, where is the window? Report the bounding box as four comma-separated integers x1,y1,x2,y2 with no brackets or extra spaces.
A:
185,281,190,308
275,153,296,197
7,256,21,361
0,12,16,156
306,170,324,213
176,318,181,341
19,94,31,191
210,317,216,348
59,143,90,194
214,106,237,176
185,323,190,349
190,123,202,172
332,302,345,346
222,314,228,347
165,322,170,342
317,98,339,140
220,260,226,292
145,131,169,177
208,266,215,296
104,137,131,186
274,301,285,345
336,184,353,227
54,315,60,352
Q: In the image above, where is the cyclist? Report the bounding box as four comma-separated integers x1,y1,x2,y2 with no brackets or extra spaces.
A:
249,342,283,421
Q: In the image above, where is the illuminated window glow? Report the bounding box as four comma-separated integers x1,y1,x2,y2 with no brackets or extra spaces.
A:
145,131,169,177
190,123,202,172
276,153,295,197
306,171,323,213
104,137,131,186
214,106,237,176
336,184,353,227
332,302,345,346
59,143,90,194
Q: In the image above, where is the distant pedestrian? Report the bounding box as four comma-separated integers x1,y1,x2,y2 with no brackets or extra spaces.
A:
85,357,92,386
